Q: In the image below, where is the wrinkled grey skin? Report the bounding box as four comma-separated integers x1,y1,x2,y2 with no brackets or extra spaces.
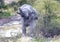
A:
17,4,38,37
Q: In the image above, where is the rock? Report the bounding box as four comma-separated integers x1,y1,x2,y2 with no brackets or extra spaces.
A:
3,21,21,26
0,26,22,38
0,15,21,26
0,15,22,38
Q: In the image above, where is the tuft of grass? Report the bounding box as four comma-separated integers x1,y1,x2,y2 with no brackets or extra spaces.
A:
31,37,47,42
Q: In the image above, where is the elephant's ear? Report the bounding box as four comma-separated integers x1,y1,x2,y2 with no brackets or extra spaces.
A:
30,8,38,20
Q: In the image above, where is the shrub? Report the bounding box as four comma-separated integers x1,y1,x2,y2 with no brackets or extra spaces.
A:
0,12,11,18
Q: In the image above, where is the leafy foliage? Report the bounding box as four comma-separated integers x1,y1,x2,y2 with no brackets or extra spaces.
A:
0,11,11,18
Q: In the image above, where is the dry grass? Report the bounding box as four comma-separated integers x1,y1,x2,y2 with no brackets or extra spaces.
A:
51,36,60,42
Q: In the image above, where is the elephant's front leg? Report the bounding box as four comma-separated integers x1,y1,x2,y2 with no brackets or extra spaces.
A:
22,23,27,36
29,20,36,37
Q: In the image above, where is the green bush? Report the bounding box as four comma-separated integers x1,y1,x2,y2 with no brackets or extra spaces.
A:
2,5,8,9
0,12,11,18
